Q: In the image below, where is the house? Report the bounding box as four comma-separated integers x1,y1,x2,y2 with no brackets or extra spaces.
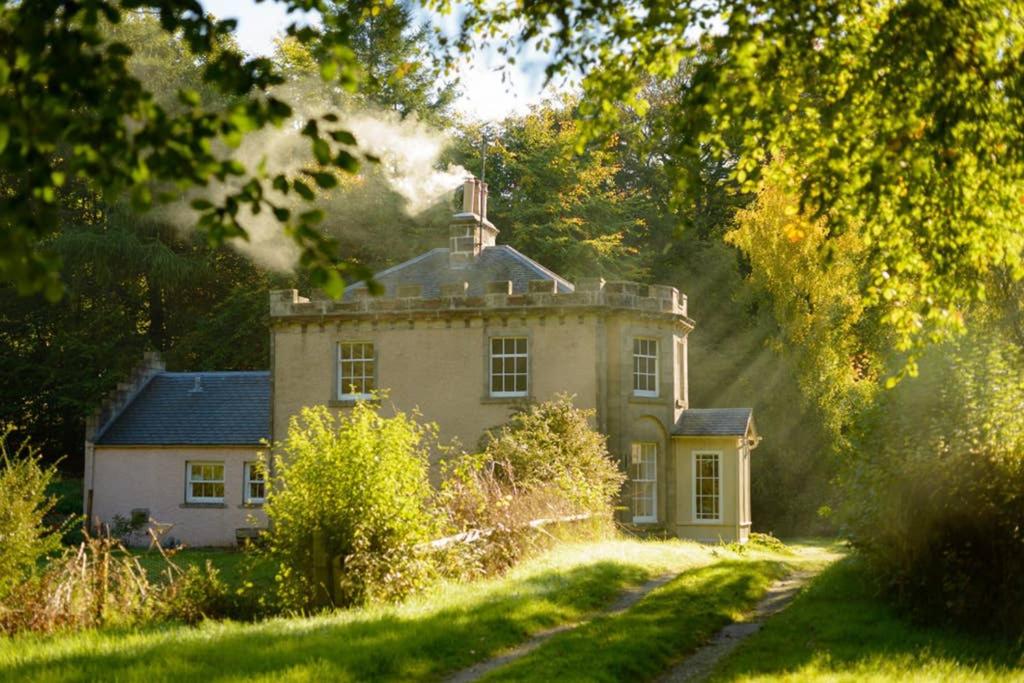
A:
85,177,758,546
84,363,269,546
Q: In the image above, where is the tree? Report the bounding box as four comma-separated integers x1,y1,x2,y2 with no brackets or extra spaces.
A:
449,99,653,281
0,1,390,301
448,0,1024,366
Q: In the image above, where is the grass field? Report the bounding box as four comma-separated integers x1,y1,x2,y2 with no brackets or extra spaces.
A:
0,537,804,683
482,540,839,682
7,536,1016,682
709,557,1024,682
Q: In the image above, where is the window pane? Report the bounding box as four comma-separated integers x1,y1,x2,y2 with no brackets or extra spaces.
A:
340,343,375,397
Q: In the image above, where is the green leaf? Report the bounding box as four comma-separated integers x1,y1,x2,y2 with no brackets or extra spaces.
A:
330,130,357,146
0,124,8,155
334,150,359,173
313,138,331,165
190,198,214,211
312,172,337,189
293,180,315,200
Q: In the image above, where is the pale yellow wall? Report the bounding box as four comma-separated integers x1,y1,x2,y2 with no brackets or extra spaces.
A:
673,436,743,543
601,314,686,527
91,446,266,547
272,314,600,456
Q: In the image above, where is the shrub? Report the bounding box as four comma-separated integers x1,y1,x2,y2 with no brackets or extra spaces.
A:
480,394,626,513
160,560,231,624
841,334,1024,633
438,396,624,577
0,426,63,603
264,402,439,610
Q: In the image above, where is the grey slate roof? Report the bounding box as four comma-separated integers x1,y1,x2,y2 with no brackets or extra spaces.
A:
346,245,574,299
673,408,753,437
95,372,270,446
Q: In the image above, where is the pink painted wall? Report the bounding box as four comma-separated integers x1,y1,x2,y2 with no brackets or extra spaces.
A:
89,446,267,547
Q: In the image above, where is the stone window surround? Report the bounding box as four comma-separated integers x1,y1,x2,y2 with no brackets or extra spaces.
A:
481,326,534,403
330,338,380,406
622,325,674,403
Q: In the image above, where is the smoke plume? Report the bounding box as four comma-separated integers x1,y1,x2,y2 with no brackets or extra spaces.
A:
159,81,469,271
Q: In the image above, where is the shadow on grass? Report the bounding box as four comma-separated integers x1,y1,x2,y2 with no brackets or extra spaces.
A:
2,560,656,682
708,557,1024,681
484,560,788,682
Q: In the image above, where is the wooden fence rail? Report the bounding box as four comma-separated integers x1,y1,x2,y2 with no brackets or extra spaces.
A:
311,512,595,607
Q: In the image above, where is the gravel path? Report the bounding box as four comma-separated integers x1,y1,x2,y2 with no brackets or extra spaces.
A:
655,570,816,683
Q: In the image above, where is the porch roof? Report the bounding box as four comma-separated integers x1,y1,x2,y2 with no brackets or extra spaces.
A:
672,408,753,437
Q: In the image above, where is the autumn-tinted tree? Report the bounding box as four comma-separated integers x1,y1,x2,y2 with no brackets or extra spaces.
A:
448,0,1024,366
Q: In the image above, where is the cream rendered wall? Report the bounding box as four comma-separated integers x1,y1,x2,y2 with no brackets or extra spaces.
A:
272,313,600,457
601,313,686,527
91,446,267,547
673,436,743,542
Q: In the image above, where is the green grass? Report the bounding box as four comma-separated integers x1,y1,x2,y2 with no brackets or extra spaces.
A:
482,540,840,682
0,537,806,682
130,547,276,590
709,556,1024,682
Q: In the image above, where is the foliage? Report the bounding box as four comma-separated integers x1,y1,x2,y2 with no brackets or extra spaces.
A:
728,171,881,445
745,532,791,555
282,1,457,122
450,0,1024,365
708,558,1024,681
480,394,626,514
0,426,63,602
160,560,232,625
0,1,402,301
0,537,816,679
450,100,652,281
0,535,239,635
264,402,439,609
840,331,1024,634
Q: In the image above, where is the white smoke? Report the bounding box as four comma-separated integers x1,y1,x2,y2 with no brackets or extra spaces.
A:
160,82,469,271
346,112,470,215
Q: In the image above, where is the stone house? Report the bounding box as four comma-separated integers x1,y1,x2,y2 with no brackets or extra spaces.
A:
85,177,757,546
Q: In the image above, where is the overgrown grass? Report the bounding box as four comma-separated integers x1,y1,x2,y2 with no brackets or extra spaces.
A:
483,540,840,682
0,537,803,682
131,547,275,590
709,556,1024,682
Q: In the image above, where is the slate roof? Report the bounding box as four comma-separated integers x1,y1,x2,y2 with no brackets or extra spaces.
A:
345,245,574,299
95,371,270,446
673,408,753,437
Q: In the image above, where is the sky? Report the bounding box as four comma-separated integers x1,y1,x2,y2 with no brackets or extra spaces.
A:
199,0,563,122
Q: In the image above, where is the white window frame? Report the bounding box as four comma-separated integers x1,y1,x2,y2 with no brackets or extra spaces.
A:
489,336,529,398
692,451,722,523
632,337,659,397
337,341,376,400
630,442,658,524
186,461,225,504
243,461,266,505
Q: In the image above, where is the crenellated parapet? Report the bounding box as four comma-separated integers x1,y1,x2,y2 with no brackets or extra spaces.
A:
269,278,691,325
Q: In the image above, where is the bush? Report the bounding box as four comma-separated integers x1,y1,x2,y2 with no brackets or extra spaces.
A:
264,402,439,610
0,426,63,603
160,560,231,624
0,534,239,635
438,396,624,577
480,394,625,513
841,334,1024,633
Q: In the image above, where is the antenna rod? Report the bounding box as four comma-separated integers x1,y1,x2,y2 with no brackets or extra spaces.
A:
480,132,487,182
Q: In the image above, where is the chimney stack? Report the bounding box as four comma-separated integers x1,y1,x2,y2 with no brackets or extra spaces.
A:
449,177,498,266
